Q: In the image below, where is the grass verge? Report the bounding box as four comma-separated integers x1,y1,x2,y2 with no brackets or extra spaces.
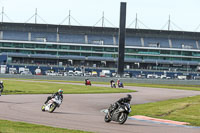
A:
125,83,200,91
0,119,91,133
129,95,200,126
2,80,134,95
1,78,200,91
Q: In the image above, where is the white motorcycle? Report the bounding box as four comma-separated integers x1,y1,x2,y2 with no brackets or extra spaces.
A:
41,95,62,113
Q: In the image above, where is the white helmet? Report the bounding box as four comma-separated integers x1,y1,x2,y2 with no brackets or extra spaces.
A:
0,81,3,84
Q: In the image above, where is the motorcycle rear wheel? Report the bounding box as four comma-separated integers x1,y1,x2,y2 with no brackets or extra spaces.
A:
118,113,128,124
104,113,111,123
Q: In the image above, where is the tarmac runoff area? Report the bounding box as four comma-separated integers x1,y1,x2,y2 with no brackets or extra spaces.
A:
0,80,200,133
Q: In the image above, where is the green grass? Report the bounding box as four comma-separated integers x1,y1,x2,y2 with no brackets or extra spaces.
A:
125,83,200,91
130,95,200,126
0,119,91,133
2,80,134,95
2,78,200,91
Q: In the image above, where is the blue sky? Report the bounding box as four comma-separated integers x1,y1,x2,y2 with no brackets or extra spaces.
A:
0,0,200,32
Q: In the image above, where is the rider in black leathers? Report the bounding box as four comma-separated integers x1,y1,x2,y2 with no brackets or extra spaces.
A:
0,81,4,96
108,94,132,116
110,79,114,88
44,89,63,104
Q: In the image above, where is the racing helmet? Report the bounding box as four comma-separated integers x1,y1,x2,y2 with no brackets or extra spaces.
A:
127,94,132,101
0,80,3,84
58,89,63,94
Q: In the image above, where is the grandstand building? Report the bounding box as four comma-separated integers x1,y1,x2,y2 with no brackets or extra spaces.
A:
1,22,200,73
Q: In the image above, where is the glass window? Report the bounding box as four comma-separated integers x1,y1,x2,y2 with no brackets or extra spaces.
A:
58,52,68,56
182,51,192,56
182,58,191,61
125,55,136,58
171,51,181,55
92,47,103,52
60,45,69,49
104,47,115,52
160,50,170,55
75,46,80,50
46,44,57,49
81,53,90,56
46,51,57,55
69,52,80,56
24,44,35,48
14,43,23,48
81,46,91,51
20,50,32,54
171,57,181,61
92,53,103,57
70,46,76,50
103,54,112,57
3,43,12,47
36,44,46,48
125,48,136,53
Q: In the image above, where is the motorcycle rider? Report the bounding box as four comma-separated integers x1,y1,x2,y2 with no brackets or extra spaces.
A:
117,79,120,87
110,79,114,88
44,89,63,104
85,78,91,85
108,94,132,116
0,80,4,96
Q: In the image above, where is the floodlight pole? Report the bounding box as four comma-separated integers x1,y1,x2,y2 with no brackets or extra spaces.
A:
135,13,138,29
168,15,171,31
35,8,37,24
69,10,71,25
117,2,126,77
102,11,104,27
1,7,4,23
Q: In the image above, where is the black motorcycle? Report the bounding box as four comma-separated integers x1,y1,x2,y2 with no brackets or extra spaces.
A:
104,103,131,124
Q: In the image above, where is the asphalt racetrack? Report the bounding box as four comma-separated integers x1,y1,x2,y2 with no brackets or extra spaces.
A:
0,81,200,133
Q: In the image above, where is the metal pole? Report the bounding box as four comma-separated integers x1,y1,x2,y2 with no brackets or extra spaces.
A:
69,10,71,25
102,11,104,27
35,8,37,24
117,2,126,77
135,13,137,29
2,7,4,23
168,15,170,31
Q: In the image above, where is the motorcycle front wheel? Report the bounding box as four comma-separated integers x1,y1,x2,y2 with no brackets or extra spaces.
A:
118,113,128,124
49,103,57,113
41,105,45,111
104,113,111,123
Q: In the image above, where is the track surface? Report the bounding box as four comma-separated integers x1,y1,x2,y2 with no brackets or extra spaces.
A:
0,81,200,133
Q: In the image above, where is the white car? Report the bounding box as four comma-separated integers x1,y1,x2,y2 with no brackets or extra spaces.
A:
84,72,91,77
74,71,83,76
123,73,130,78
68,70,74,76
21,71,32,75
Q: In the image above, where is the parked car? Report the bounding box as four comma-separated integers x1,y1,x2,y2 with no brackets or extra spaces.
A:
74,71,83,76
123,73,130,78
9,67,17,74
84,72,91,77
21,71,32,75
68,70,74,76
91,71,98,77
